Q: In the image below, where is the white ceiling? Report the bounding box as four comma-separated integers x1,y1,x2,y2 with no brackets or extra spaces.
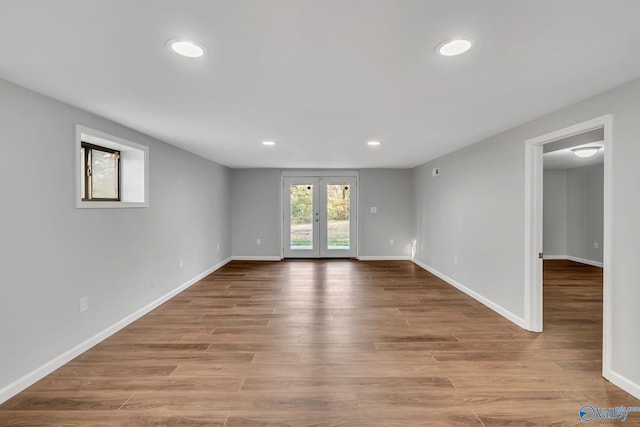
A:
1,1,640,168
543,127,604,169
544,142,605,169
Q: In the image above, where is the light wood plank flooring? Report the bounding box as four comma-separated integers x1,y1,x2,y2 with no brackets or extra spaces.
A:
1,260,638,426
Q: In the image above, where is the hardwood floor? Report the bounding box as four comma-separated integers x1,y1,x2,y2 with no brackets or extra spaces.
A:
1,259,638,426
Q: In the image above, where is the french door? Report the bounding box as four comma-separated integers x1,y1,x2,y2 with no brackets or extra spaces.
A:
283,176,357,258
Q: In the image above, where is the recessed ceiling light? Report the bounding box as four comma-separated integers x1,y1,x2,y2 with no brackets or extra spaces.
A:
438,39,472,56
367,141,381,146
262,141,276,146
169,40,205,58
571,146,601,158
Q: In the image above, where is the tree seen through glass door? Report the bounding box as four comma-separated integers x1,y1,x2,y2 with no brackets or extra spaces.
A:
326,184,350,249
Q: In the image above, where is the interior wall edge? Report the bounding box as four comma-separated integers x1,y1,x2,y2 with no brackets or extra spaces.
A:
411,258,527,329
231,256,282,261
543,255,569,260
544,255,603,268
0,257,232,405
605,368,640,401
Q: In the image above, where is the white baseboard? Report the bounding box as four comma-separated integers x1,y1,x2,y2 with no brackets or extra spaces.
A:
411,258,526,329
231,256,282,261
232,256,412,261
0,256,232,405
567,256,603,268
543,254,568,260
358,256,411,261
605,367,640,400
544,254,603,268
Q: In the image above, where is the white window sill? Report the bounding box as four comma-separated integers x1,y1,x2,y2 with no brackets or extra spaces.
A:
76,201,149,209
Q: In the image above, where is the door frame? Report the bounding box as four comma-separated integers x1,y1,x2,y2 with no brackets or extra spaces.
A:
523,114,613,379
281,171,359,259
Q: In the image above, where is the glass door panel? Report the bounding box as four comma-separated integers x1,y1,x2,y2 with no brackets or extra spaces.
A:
319,177,357,258
283,175,357,258
283,177,320,258
289,184,314,250
326,184,350,250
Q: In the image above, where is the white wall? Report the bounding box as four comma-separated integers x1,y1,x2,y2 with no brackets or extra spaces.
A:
359,169,413,258
412,76,640,397
543,164,604,264
567,164,604,263
413,136,524,321
543,169,568,256
0,78,231,399
230,169,282,258
230,169,414,259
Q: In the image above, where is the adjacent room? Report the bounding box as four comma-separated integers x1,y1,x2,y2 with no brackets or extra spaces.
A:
1,1,640,425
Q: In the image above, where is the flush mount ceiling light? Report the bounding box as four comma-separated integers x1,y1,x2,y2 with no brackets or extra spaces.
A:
262,141,276,146
437,39,472,56
168,40,205,58
367,141,381,146
571,146,601,158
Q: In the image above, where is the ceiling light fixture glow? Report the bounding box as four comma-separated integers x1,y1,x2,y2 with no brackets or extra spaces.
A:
262,141,276,146
571,146,601,158
367,141,381,146
438,39,472,56
169,40,205,58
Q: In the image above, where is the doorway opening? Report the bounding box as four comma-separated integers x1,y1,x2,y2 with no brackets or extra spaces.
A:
524,115,612,380
282,172,358,258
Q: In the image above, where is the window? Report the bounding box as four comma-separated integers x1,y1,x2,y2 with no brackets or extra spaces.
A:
76,125,149,209
81,142,120,201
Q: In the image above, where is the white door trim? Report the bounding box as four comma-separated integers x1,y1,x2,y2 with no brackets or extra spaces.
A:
523,114,613,380
282,170,359,177
281,172,359,258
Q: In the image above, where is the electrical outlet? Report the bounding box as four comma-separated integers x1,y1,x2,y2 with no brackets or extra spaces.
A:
594,242,599,249
257,238,261,245
389,238,394,246
370,207,377,214
179,258,183,268
79,296,88,313
420,243,424,250
217,243,220,251
432,167,440,177
454,255,458,264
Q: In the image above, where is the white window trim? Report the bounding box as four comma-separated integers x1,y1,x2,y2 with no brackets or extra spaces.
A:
75,125,149,208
